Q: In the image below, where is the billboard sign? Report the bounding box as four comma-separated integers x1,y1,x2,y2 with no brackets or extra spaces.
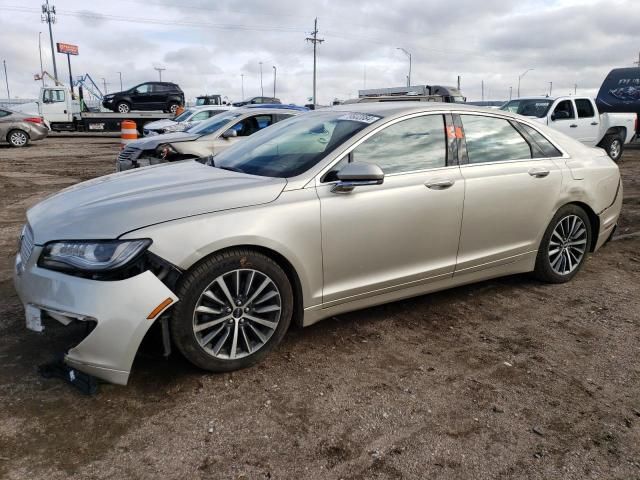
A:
56,43,79,55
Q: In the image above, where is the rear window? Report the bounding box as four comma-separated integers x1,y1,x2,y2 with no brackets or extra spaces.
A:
519,123,563,158
460,115,531,163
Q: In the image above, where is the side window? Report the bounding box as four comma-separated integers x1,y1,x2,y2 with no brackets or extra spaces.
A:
43,89,65,103
136,84,151,94
233,115,273,137
519,123,563,158
275,113,294,122
460,115,531,163
351,114,447,174
0,110,10,118
552,100,575,120
575,99,595,118
191,111,210,121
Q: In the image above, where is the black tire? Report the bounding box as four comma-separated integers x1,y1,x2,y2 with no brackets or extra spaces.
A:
166,102,180,114
115,101,131,114
7,129,29,147
534,204,592,283
600,134,623,162
170,248,293,372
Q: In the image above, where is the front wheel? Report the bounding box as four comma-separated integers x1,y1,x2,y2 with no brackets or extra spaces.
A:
7,129,29,147
534,205,592,283
601,135,623,162
171,249,293,372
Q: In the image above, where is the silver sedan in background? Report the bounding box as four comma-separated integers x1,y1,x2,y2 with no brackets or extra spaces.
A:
14,103,622,385
0,108,48,147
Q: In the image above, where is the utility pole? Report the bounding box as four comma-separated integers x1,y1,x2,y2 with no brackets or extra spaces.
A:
457,75,461,91
259,62,263,96
272,66,277,98
397,48,412,86
481,80,484,102
306,17,324,106
101,77,108,94
3,60,10,102
116,71,122,91
549,81,553,96
41,0,58,82
635,51,640,67
574,83,577,94
240,73,245,99
509,86,513,100
154,66,165,81
363,65,367,89
38,32,45,87
517,68,534,98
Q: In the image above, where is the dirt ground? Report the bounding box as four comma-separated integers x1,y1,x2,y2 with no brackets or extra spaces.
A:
0,135,639,480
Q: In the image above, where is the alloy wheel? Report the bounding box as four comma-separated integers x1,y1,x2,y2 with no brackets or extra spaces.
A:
548,214,587,275
609,139,621,159
192,269,282,360
170,104,179,114
10,131,27,147
118,103,130,113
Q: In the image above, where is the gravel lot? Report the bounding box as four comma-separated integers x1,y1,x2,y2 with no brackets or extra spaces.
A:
0,135,639,479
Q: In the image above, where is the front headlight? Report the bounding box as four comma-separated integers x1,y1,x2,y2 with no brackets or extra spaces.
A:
38,239,151,273
157,143,177,160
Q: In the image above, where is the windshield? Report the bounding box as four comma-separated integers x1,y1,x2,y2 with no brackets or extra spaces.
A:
188,111,242,135
174,109,195,122
500,99,553,118
212,111,382,178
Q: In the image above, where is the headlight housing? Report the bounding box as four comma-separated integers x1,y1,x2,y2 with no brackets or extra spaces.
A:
38,239,152,273
157,143,177,160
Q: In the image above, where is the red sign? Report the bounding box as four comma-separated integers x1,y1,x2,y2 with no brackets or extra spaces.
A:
56,43,79,55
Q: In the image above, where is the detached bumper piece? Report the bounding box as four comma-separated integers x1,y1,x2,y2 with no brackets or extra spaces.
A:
39,355,99,395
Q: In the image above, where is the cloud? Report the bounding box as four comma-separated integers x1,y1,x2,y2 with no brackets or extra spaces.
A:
2,0,639,103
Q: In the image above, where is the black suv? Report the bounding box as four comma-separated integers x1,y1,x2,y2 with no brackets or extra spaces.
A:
232,96,281,107
102,82,185,114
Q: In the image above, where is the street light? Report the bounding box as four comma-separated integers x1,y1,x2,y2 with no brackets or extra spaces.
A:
272,66,277,98
259,62,264,97
517,68,534,98
240,73,245,100
396,47,412,87
116,71,123,91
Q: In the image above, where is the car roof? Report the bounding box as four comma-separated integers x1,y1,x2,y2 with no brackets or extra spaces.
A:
190,105,231,111
232,106,304,115
324,101,516,118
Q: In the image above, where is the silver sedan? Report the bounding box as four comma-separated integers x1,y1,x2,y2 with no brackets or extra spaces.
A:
14,103,622,385
0,108,48,147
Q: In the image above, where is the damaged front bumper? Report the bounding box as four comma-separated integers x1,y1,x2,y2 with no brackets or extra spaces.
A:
14,246,178,385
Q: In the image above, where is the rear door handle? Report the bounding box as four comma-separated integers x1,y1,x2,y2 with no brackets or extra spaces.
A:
528,168,550,178
570,124,578,128
425,179,455,190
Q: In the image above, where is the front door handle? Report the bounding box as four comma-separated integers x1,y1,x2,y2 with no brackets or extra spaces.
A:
425,179,455,190
528,168,550,178
590,122,599,126
570,124,578,128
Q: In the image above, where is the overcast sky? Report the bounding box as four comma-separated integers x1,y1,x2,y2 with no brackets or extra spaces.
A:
1,0,639,104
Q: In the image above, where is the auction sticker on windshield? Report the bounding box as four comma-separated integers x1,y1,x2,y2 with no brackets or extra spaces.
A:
338,113,381,124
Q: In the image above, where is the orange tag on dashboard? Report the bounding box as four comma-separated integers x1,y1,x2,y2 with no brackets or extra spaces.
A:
447,126,464,139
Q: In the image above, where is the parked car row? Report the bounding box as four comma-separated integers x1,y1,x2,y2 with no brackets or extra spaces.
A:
15,101,623,386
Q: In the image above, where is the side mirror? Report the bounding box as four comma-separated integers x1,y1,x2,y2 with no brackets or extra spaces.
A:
221,129,238,139
332,162,384,194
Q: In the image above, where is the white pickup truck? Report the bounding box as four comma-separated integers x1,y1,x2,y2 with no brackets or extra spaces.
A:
501,96,637,161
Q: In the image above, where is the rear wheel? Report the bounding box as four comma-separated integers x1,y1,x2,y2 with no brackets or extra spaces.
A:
171,249,293,372
167,102,180,114
7,129,29,147
601,134,623,162
116,101,131,114
534,205,592,283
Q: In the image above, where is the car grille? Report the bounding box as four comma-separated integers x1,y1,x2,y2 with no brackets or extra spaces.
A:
118,146,141,162
20,224,34,264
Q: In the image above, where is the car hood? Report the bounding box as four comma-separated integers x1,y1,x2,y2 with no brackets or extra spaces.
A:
144,119,177,130
128,131,201,150
27,161,287,243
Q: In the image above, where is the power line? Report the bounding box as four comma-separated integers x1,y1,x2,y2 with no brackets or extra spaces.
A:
306,17,324,106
